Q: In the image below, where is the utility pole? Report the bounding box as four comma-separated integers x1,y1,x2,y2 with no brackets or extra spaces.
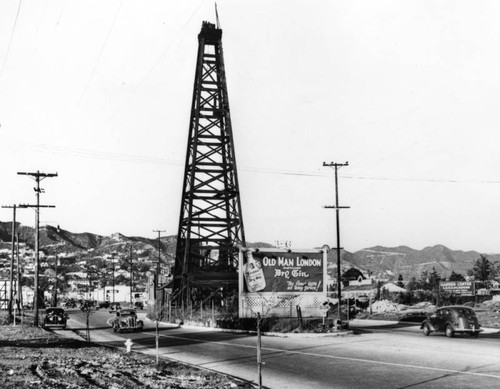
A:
16,229,22,323
52,225,61,307
153,230,165,365
153,230,165,301
53,255,59,307
323,162,349,328
86,256,90,300
129,247,133,306
1,205,17,319
112,256,116,304
18,170,57,326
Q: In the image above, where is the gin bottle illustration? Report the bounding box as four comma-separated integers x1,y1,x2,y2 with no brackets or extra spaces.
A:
244,251,266,292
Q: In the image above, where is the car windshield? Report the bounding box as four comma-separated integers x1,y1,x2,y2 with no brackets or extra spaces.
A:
46,309,64,315
455,308,474,316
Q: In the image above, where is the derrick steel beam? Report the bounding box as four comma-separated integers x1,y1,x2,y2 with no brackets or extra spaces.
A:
174,22,245,305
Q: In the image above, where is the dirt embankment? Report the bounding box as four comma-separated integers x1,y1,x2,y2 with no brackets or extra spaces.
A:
0,322,252,389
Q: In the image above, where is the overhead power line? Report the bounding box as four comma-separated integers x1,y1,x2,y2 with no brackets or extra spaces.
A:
73,0,124,112
104,0,205,127
0,0,23,83
14,141,500,185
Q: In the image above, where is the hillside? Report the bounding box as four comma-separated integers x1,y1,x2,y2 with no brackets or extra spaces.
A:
0,221,175,266
2,221,499,282
350,245,500,281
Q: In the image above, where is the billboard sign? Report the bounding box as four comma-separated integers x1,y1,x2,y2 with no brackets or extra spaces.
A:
242,250,325,293
439,281,475,296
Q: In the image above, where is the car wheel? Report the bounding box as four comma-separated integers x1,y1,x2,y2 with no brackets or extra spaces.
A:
445,325,454,338
422,324,431,336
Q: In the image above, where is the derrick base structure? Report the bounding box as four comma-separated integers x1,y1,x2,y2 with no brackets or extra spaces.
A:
239,248,328,318
173,21,245,308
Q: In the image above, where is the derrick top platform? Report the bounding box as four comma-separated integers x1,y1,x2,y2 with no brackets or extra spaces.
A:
199,21,222,42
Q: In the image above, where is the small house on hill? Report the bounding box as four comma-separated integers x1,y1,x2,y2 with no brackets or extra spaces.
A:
381,282,407,293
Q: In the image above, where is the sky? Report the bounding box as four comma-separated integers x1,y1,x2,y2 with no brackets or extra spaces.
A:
2,0,500,253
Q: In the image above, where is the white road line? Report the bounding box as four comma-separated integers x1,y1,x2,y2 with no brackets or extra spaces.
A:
141,332,500,380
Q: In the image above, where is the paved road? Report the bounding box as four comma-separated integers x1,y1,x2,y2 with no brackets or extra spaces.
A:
63,309,500,389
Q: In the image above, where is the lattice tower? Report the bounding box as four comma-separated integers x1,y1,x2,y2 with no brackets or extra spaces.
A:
173,22,245,303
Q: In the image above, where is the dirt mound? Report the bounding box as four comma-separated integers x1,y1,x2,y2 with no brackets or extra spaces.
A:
370,300,404,313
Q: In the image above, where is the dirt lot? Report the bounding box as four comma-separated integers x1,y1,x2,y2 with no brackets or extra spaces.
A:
0,315,253,389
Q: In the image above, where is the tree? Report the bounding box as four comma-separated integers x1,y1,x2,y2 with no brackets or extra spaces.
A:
449,271,465,281
470,255,496,283
406,276,418,291
375,281,384,300
428,267,441,290
419,270,430,290
397,274,404,288
341,267,364,286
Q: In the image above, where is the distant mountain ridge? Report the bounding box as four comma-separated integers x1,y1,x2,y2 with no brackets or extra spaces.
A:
1,221,499,280
347,245,500,281
0,222,176,268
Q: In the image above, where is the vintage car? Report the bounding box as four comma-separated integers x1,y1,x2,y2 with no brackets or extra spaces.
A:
97,301,110,309
80,300,97,311
109,302,121,313
133,301,144,310
421,305,482,338
111,309,144,333
43,307,68,329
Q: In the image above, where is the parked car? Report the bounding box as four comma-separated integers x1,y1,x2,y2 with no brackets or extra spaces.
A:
97,301,110,309
421,306,482,338
63,299,77,309
111,309,144,333
133,301,144,310
43,307,68,329
109,302,121,313
80,300,96,311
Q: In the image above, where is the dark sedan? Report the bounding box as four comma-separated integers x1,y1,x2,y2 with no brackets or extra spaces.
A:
421,305,482,338
43,307,68,329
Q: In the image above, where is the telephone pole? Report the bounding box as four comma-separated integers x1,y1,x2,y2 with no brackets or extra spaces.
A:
16,228,22,321
129,246,133,306
1,205,17,319
323,162,349,326
153,230,166,300
18,170,58,326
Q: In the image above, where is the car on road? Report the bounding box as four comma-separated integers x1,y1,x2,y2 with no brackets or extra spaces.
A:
109,302,121,313
133,301,144,310
421,305,482,338
97,301,110,309
61,299,77,309
80,300,97,311
111,309,144,333
43,307,68,329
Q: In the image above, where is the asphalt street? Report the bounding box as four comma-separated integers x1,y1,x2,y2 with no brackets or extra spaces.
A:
61,309,500,389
